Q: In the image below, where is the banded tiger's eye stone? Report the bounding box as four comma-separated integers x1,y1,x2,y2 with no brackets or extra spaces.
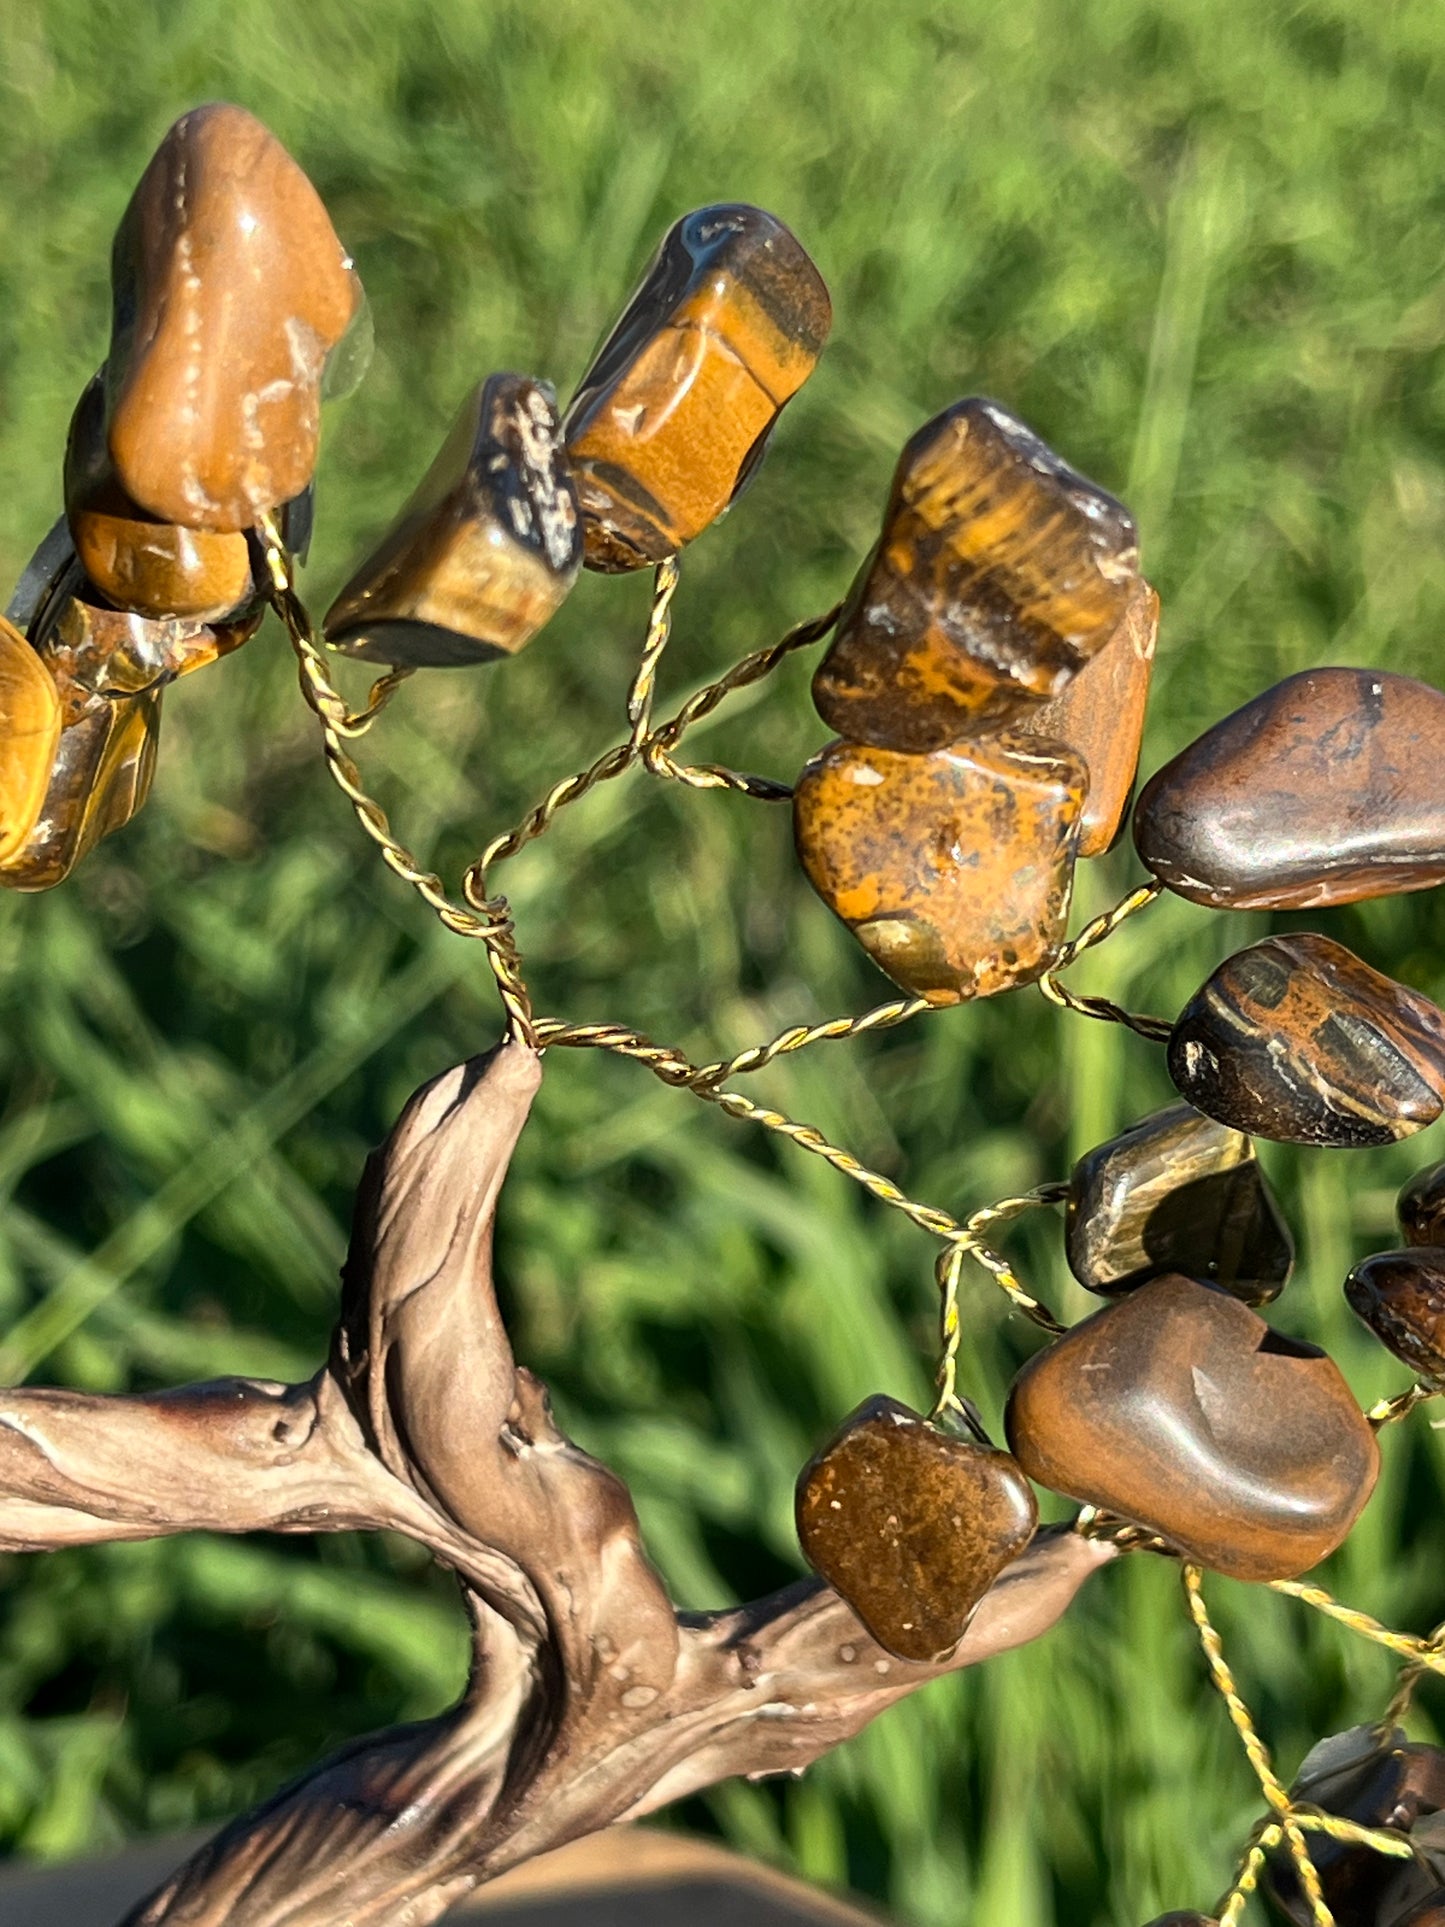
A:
795,1395,1037,1662
1168,935,1445,1147
1003,1274,1379,1581
41,595,257,719
1134,668,1445,910
1399,1163,1445,1247
0,688,161,891
564,204,830,572
1066,1101,1293,1305
65,374,256,622
325,374,582,667
811,399,1140,753
0,616,63,865
106,103,363,532
1345,1250,1445,1382
1017,581,1158,857
792,732,1086,1004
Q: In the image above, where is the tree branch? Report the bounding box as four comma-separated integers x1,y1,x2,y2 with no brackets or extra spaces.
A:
0,1041,1118,1926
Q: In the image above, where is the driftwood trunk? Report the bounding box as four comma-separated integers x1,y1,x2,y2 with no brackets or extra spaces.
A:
0,1042,1114,1925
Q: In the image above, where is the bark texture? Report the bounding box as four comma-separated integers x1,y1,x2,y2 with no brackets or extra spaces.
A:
0,1041,1115,1925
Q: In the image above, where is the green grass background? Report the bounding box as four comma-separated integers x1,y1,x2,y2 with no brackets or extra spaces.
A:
2,0,1445,1919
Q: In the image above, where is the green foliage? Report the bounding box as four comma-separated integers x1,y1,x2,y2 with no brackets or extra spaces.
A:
2,0,1445,1917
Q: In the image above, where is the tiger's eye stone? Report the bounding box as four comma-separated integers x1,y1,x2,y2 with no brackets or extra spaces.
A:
1399,1163,1445,1247
0,688,161,891
0,616,63,866
811,399,1140,753
1003,1274,1379,1581
1066,1102,1293,1305
1267,1727,1445,1927
105,103,362,532
1017,581,1158,857
40,595,257,720
65,374,256,621
564,204,830,572
792,732,1086,1005
795,1395,1037,1662
1345,1250,1445,1382
1169,934,1445,1147
325,374,582,667
1134,668,1445,910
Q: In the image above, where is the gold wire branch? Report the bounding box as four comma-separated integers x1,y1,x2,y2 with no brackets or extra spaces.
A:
1037,878,1173,1040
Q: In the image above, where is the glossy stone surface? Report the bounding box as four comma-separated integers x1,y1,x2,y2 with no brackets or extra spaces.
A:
1018,581,1158,857
65,374,255,621
793,732,1086,1004
326,374,582,666
1399,1162,1445,1247
1168,934,1445,1147
811,399,1140,752
1003,1274,1380,1582
106,103,362,532
1266,1725,1445,1927
0,688,160,891
1345,1249,1445,1381
0,616,63,866
795,1395,1037,1661
1134,668,1445,910
1066,1101,1293,1304
565,204,830,572
40,595,257,720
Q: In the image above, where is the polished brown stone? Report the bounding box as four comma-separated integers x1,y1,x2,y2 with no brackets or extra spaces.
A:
65,373,255,621
564,204,830,572
792,732,1085,1004
1267,1725,1445,1927
40,594,257,722
795,1395,1037,1661
106,103,362,532
1134,668,1445,909
1065,1101,1293,1304
1345,1249,1445,1381
1018,581,1158,857
811,399,1140,752
0,688,160,891
0,615,63,866
325,374,582,666
1003,1274,1380,1582
1168,934,1445,1147
1399,1162,1445,1247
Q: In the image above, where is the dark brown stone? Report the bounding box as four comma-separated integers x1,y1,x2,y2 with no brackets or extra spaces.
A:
0,614,62,867
564,204,830,572
1003,1274,1380,1582
1345,1249,1445,1381
792,731,1086,1004
65,373,256,621
795,1395,1037,1662
1168,934,1445,1147
0,687,161,891
106,103,362,532
325,374,582,666
1018,581,1158,857
1399,1162,1445,1247
1133,667,1445,909
811,398,1140,752
1065,1101,1293,1304
1266,1725,1445,1927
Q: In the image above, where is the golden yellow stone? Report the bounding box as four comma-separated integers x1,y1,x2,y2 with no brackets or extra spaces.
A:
0,616,63,866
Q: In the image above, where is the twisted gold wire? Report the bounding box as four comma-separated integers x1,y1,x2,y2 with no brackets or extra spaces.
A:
1183,1565,1334,1925
257,513,539,1048
1037,878,1173,1039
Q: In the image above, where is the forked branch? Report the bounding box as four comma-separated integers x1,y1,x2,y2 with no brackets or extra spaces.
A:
0,1043,1114,1926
